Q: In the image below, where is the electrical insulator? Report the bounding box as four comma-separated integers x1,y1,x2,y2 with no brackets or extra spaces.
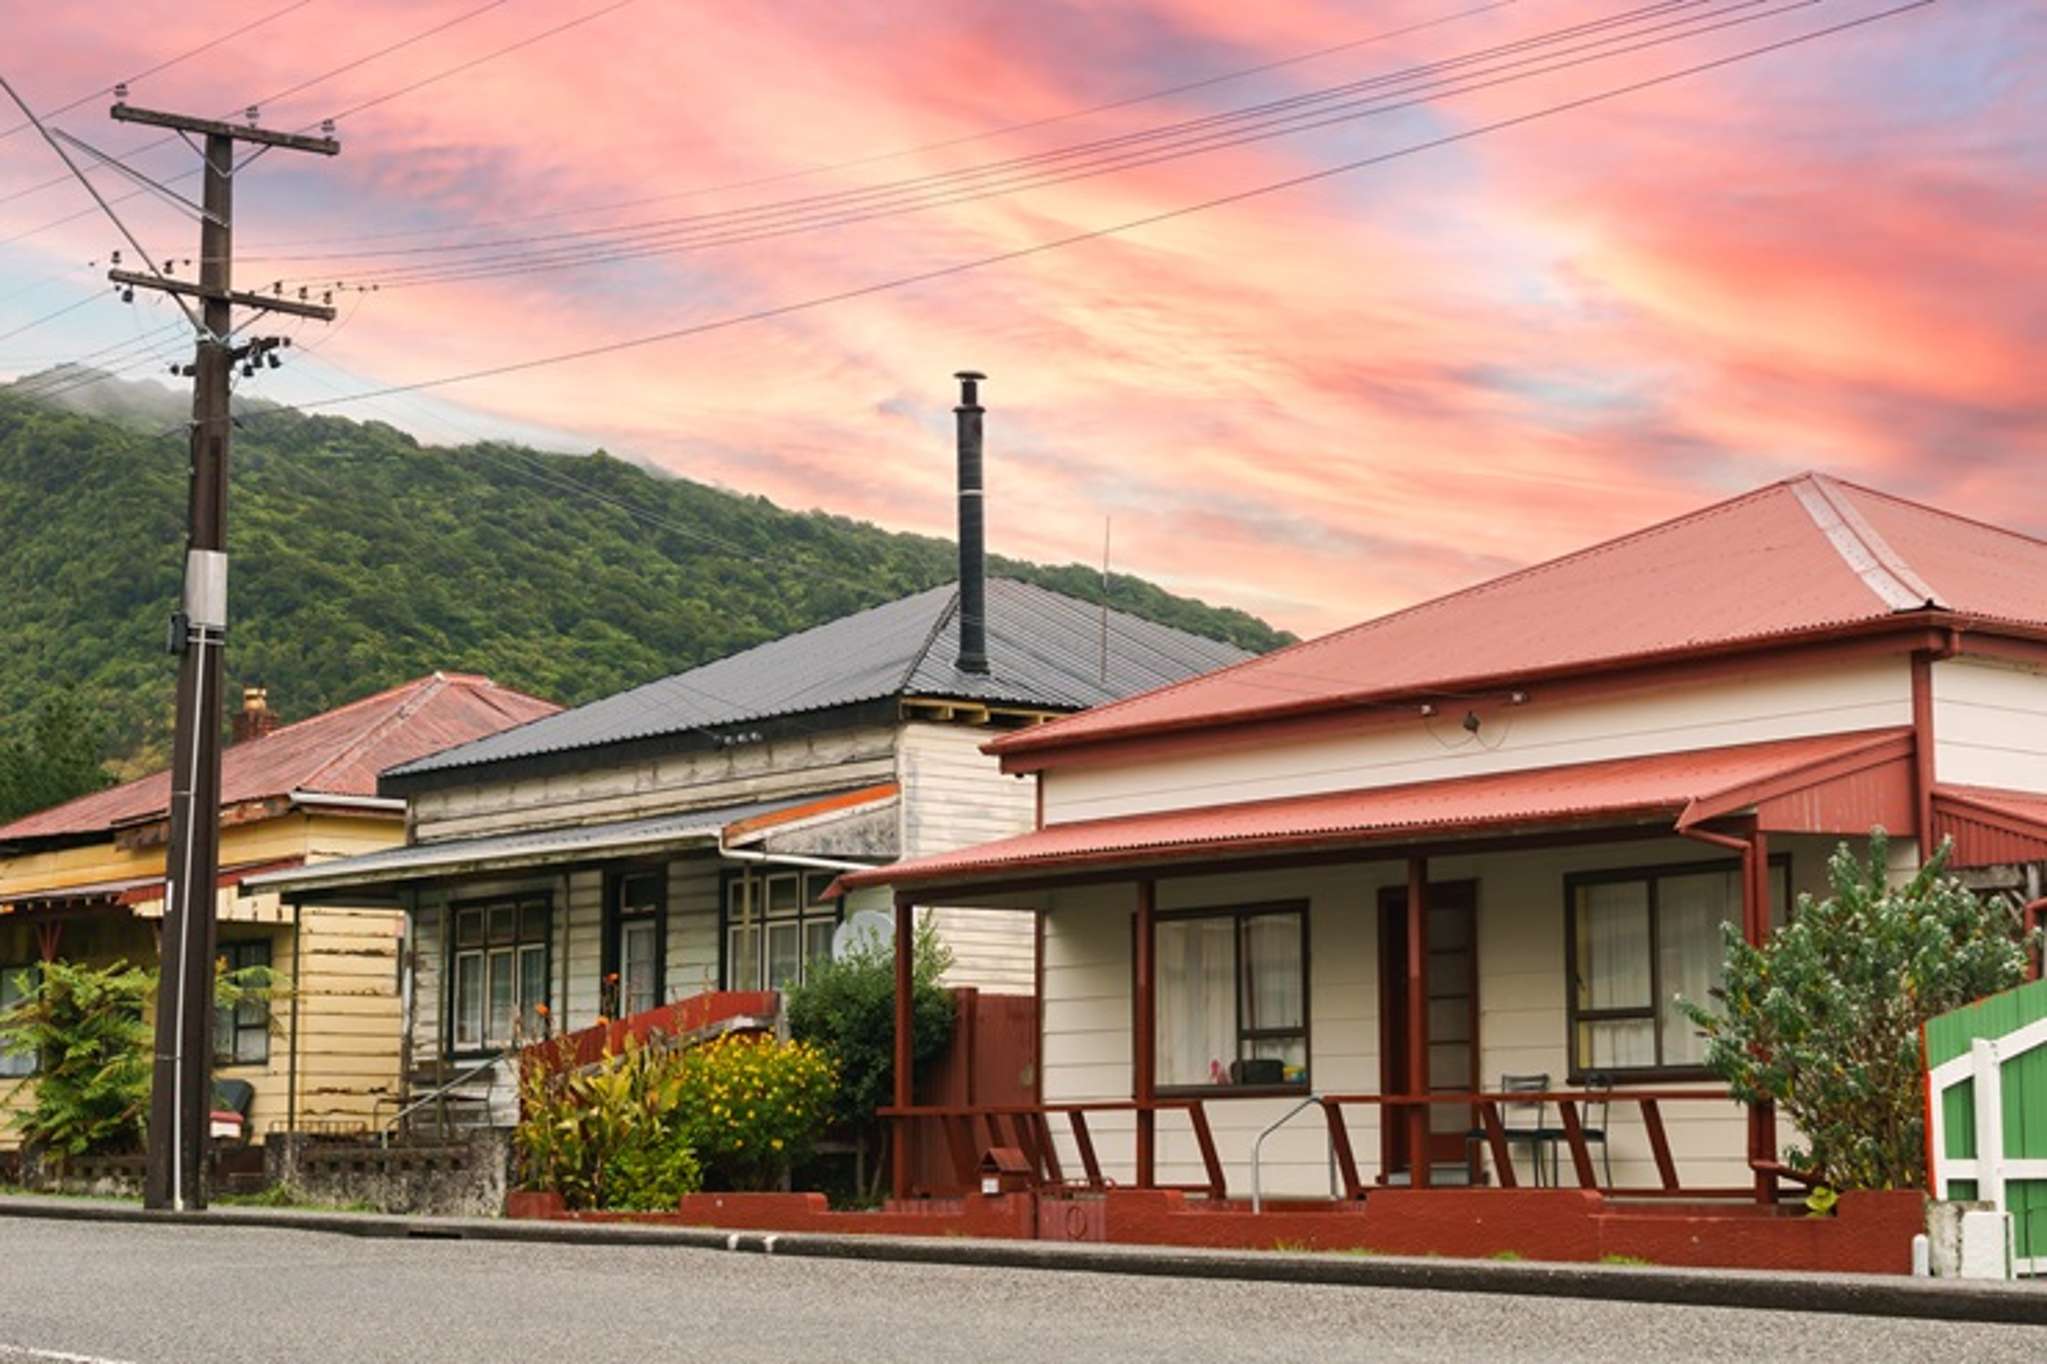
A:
114,83,128,102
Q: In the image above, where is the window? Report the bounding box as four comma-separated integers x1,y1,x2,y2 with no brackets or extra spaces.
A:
725,872,840,991
1567,859,1791,1077
608,870,664,1018
1155,904,1308,1090
451,899,549,1052
0,963,37,1078
215,939,271,1067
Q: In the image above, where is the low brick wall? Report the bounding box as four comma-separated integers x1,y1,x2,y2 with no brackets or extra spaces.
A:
505,1186,1926,1275
13,1152,149,1199
266,1130,510,1217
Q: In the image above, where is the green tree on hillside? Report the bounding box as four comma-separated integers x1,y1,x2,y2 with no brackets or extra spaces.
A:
0,693,113,823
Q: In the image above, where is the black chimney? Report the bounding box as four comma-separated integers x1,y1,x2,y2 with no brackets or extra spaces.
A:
954,370,989,675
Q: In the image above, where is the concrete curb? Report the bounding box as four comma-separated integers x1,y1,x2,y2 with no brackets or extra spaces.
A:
4,1196,2042,1327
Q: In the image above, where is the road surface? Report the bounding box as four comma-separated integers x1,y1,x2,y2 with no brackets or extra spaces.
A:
0,1218,2039,1363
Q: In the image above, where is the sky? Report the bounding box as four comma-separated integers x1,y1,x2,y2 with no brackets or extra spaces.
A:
0,0,2039,638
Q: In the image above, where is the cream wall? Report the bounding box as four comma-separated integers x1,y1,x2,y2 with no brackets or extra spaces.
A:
1042,658,1912,824
1931,655,2047,793
1037,837,1848,1199
898,720,1037,993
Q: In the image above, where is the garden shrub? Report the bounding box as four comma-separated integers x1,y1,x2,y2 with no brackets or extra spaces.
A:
1681,833,2038,1191
0,957,275,1159
785,915,952,1192
514,1033,703,1211
674,1034,836,1191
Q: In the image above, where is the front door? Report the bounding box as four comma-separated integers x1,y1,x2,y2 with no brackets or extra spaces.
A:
1378,880,1479,1183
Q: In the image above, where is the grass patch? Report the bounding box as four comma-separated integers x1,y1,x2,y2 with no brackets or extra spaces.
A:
1598,1253,1654,1266
1489,1250,1526,1261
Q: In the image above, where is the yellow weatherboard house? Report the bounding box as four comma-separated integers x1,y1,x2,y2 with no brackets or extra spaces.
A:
0,674,557,1144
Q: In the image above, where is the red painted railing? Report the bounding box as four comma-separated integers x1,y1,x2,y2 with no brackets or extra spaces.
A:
886,1087,1775,1202
522,990,780,1075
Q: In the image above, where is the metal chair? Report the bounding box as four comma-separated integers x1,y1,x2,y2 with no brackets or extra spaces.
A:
1469,1072,1560,1186
1577,1071,1615,1188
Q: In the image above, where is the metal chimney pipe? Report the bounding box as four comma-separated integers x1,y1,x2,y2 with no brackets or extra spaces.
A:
954,370,990,674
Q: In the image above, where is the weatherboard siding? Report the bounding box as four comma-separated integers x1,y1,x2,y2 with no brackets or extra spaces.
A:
897,720,1038,994
1040,657,1913,825
410,726,901,843
1036,840,1842,1198
1931,655,2047,793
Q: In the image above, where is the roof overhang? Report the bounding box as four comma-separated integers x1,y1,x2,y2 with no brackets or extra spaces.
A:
1932,786,2047,868
841,729,1916,900
248,785,899,904
0,857,304,915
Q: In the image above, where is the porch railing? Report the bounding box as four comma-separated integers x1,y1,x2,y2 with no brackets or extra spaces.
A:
879,1099,1227,1199
887,1086,1764,1203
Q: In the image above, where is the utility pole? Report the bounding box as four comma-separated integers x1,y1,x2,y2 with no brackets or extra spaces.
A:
108,98,339,1212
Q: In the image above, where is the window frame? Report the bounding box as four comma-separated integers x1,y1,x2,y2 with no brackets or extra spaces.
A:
717,869,844,992
445,894,552,1058
1151,899,1312,1098
0,961,40,1079
603,865,667,1019
1563,854,1791,1082
214,938,272,1069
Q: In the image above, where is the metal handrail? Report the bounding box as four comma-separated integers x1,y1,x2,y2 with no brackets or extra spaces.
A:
373,1057,501,1147
1250,1093,1333,1214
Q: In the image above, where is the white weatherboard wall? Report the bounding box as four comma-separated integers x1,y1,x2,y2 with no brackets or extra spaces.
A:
1932,656,2047,793
1043,659,1911,824
898,720,1038,993
1039,839,1841,1199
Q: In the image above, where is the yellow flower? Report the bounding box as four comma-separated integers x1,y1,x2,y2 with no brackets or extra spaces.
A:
770,1138,784,1151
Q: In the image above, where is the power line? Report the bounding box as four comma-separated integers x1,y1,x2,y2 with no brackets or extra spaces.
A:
0,0,533,239
246,0,1691,272
245,1,1931,419
285,0,1789,293
238,0,1518,254
0,0,321,145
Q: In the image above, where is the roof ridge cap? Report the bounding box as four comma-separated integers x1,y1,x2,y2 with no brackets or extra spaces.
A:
1823,473,2047,554
901,583,963,688
298,673,450,793
1790,473,1942,611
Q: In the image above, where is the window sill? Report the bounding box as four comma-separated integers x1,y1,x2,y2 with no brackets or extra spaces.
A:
1156,1083,1311,1100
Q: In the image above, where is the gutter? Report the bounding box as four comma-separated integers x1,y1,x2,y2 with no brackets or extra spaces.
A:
287,790,407,814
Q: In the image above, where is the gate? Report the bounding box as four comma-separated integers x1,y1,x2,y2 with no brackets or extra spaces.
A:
1926,976,2047,1275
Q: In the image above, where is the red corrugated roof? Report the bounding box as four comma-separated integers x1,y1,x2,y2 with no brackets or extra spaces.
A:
0,673,558,842
994,474,2047,758
845,730,1909,891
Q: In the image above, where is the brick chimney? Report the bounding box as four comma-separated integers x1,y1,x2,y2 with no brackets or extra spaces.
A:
232,686,278,745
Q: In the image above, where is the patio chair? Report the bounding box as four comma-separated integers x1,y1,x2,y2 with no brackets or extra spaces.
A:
1468,1072,1561,1186
1576,1071,1614,1188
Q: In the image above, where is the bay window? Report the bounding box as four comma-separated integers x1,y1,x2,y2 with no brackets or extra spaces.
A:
1155,902,1308,1091
1567,858,1789,1077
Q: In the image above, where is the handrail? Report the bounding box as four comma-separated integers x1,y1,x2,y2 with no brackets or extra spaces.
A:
1250,1092,1331,1214
373,1057,501,1148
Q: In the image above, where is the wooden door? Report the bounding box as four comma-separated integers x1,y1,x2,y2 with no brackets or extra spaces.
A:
1378,881,1479,1182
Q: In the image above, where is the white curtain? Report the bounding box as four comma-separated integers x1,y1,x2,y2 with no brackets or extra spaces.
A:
1157,918,1235,1087
1578,881,1653,1070
1658,870,1737,1068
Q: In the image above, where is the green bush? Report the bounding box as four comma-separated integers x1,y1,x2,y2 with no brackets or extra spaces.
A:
0,957,279,1159
1680,833,2039,1191
675,1034,836,1192
514,1033,703,1212
786,915,953,1183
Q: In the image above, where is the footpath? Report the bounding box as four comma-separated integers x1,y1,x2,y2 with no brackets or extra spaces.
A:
1,1193,2042,1328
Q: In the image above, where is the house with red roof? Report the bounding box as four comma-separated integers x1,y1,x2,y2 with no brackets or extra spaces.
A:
0,673,557,1146
846,473,2047,1218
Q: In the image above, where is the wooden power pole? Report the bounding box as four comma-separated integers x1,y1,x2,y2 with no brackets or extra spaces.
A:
109,99,339,1212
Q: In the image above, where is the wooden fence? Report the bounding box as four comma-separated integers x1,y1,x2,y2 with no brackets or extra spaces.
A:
1926,976,2047,1275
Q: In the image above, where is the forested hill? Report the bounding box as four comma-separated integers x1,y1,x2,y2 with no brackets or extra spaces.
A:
0,378,1290,773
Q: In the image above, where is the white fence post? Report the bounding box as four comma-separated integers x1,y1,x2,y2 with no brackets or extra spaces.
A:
1971,1036,2004,1210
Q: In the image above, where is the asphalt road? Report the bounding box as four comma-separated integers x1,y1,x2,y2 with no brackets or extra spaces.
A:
0,1218,2042,1364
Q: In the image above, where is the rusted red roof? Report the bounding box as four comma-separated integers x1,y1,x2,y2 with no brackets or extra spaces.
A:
0,673,558,843
843,730,1910,891
994,474,2047,759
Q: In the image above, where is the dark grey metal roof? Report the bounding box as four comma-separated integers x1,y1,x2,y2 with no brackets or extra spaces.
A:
387,578,1252,779
246,793,816,895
